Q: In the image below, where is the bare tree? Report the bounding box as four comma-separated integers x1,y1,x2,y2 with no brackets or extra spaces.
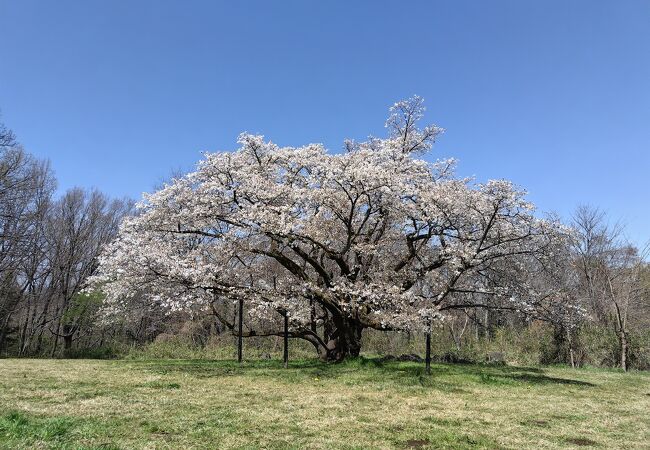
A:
572,205,649,371
45,189,132,353
0,119,133,356
0,122,56,352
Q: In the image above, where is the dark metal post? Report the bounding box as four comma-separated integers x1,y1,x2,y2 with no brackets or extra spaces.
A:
237,299,243,364
425,321,431,375
283,311,289,369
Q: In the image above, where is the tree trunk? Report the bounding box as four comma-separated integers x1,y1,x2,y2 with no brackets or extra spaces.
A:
551,325,566,364
566,327,576,369
0,312,11,354
64,334,73,350
484,307,492,340
63,324,74,351
319,318,363,362
50,315,63,357
309,299,317,333
619,330,628,372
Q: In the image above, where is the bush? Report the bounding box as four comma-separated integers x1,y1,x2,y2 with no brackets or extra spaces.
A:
577,325,619,368
629,328,650,370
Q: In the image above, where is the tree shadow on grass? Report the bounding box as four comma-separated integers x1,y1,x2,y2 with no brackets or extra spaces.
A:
502,373,594,386
363,359,595,388
126,358,330,379
125,357,595,388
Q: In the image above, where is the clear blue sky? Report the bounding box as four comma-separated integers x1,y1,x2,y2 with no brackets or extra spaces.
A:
1,1,648,245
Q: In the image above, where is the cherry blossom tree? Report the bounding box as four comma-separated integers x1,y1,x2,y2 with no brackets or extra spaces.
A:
91,97,570,361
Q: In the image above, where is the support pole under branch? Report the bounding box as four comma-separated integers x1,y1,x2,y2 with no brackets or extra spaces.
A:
283,311,289,369
425,321,432,375
237,299,244,364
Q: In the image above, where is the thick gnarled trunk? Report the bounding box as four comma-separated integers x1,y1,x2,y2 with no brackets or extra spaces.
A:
317,318,364,362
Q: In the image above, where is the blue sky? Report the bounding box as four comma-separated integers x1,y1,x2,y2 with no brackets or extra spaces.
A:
0,1,648,245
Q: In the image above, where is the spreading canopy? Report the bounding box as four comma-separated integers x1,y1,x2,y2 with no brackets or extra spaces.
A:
91,97,570,360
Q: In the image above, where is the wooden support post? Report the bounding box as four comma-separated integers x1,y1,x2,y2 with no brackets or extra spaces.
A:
237,298,243,364
283,311,289,369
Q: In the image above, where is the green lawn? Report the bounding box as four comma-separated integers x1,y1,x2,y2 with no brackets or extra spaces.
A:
1,358,648,449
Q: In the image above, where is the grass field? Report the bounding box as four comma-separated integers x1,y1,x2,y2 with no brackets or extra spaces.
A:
1,358,649,449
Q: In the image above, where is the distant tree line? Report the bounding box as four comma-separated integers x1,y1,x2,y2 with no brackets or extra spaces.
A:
436,206,650,371
0,120,132,355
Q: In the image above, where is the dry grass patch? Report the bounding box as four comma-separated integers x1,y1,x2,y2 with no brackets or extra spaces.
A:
0,358,648,449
